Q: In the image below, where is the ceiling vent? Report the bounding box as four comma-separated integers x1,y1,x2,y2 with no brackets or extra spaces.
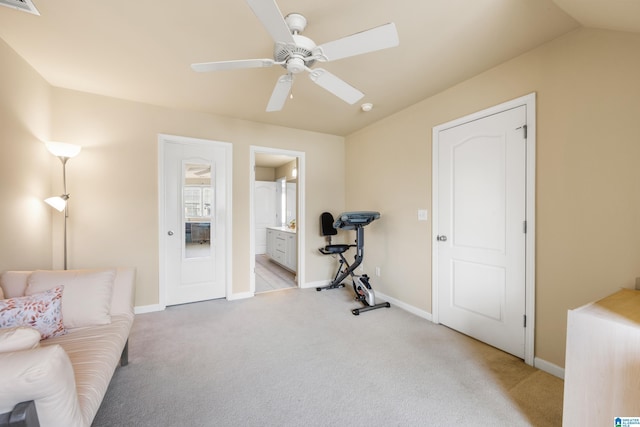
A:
0,0,39,15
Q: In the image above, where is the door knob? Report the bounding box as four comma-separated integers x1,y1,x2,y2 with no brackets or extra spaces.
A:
437,235,447,242
168,230,174,236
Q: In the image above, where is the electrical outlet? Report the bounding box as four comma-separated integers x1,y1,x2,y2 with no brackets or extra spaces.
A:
375,267,381,277
418,209,428,221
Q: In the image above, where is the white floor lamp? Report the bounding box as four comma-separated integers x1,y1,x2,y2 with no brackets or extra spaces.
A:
44,141,81,270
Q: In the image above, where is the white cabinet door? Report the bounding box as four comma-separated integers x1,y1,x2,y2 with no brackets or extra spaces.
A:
266,229,275,258
286,233,296,270
273,232,286,264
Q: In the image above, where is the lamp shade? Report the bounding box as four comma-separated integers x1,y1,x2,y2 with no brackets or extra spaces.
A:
45,141,81,158
45,195,68,212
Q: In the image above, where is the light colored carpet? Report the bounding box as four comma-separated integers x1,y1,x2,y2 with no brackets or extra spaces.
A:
92,287,563,426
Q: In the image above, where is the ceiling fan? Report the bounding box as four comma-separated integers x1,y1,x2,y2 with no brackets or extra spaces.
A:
191,0,399,112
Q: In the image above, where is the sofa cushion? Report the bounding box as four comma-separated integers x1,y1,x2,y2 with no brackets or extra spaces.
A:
0,326,40,353
42,314,133,425
0,285,3,300
0,286,66,339
0,271,30,299
26,269,116,329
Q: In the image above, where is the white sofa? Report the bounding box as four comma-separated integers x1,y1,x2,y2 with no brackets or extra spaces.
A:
0,268,135,427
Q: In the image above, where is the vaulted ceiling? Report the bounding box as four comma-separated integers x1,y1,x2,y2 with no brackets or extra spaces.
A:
0,0,636,136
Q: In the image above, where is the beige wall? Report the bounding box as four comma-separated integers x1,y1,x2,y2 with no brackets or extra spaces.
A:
276,159,298,182
255,167,275,181
345,27,640,368
48,88,345,306
0,39,53,272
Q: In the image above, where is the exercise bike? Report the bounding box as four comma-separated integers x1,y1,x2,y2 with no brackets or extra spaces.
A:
317,211,390,315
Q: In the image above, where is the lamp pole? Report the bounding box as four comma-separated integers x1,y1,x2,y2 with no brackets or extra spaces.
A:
60,156,69,270
45,141,80,271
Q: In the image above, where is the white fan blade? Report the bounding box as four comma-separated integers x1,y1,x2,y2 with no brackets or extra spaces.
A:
316,23,399,62
191,59,276,72
266,74,293,112
246,0,295,44
308,68,364,105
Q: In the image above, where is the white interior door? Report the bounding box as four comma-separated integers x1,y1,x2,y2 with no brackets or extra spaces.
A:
254,181,277,254
436,105,527,358
161,136,230,306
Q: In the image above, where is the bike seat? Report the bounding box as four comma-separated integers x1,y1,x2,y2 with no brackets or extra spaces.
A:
319,244,351,255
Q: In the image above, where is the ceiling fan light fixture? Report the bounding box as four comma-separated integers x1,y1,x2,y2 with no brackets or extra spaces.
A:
286,56,306,74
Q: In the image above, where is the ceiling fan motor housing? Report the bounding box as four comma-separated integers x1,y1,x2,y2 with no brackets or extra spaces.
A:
274,34,317,73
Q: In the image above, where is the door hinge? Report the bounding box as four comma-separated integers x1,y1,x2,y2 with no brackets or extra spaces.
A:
523,220,527,233
523,315,527,328
516,124,528,139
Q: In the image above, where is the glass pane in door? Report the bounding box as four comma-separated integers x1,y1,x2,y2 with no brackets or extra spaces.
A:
184,163,213,259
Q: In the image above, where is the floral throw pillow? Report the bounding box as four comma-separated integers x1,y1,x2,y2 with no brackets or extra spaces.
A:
0,286,66,340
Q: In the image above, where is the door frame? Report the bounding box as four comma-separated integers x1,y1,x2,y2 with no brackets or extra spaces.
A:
431,93,536,365
249,146,305,294
158,133,233,309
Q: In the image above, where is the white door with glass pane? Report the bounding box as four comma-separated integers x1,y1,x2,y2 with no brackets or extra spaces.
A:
160,135,230,306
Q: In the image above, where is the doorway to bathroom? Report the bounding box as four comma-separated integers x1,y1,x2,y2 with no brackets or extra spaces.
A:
250,146,305,294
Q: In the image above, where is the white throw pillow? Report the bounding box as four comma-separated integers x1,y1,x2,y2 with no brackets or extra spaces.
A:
0,287,66,339
26,269,116,329
0,326,41,353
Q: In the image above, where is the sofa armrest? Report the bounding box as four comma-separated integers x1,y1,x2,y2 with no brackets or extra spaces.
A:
0,346,84,427
0,400,39,427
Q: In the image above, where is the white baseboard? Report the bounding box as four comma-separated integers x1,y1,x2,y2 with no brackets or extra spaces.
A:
134,304,165,314
534,357,565,379
227,291,254,301
375,291,433,322
301,280,329,290
134,292,256,311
